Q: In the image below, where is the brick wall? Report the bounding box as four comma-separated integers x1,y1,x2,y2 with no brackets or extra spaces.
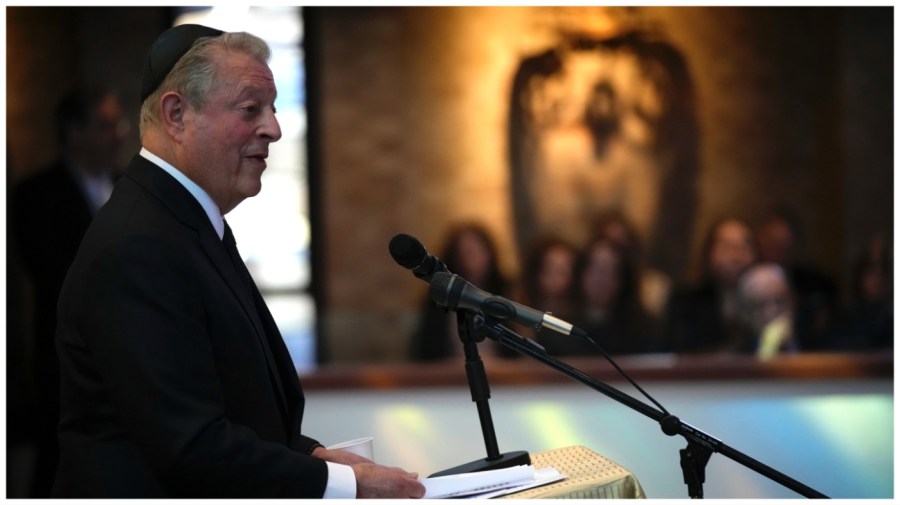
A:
311,6,891,362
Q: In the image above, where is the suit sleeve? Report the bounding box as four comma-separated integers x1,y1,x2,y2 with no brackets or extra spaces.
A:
78,233,328,497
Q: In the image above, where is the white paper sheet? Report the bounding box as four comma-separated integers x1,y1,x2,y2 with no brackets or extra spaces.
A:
421,465,565,499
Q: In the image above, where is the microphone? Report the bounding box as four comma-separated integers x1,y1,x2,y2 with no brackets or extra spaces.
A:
429,271,585,337
389,233,448,283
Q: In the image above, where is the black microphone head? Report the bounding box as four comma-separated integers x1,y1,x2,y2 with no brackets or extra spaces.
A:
389,233,426,269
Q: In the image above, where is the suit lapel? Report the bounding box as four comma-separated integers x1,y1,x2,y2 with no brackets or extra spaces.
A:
201,229,294,424
125,155,296,428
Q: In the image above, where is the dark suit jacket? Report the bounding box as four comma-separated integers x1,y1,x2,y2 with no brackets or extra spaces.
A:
11,161,105,496
54,155,328,497
11,161,97,403
12,160,95,323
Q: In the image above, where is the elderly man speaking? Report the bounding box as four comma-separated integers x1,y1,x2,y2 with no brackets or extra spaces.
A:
53,24,425,499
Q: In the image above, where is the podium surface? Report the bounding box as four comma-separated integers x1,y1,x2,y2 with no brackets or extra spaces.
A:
504,445,645,499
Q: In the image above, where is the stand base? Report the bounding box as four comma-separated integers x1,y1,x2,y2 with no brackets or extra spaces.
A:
428,450,532,478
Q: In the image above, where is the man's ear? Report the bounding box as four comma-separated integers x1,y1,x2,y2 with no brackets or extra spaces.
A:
160,92,187,140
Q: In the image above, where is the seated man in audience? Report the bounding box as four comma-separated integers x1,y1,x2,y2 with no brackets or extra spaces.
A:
662,217,758,354
736,263,798,359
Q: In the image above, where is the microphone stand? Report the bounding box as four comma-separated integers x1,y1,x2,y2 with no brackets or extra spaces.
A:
472,317,828,499
428,310,532,477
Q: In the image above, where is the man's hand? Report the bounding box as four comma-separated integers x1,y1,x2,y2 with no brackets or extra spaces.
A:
311,446,425,498
351,463,426,499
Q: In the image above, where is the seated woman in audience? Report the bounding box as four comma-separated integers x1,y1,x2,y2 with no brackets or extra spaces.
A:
662,217,758,354
825,234,893,351
549,236,659,356
518,235,579,329
409,222,511,360
593,210,672,319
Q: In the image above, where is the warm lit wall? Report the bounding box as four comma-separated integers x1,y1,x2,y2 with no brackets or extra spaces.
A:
6,7,892,365
315,7,544,361
311,6,892,362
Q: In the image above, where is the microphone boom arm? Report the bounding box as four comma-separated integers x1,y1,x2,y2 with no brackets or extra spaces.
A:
473,317,829,499
389,234,825,496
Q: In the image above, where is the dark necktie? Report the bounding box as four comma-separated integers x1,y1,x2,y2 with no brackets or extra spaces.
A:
223,222,258,305
222,221,292,420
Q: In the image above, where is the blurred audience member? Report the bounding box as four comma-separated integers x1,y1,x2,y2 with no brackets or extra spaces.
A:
826,234,893,350
549,236,659,356
736,263,799,359
518,235,579,326
7,148,33,498
593,210,672,319
662,217,758,353
10,87,126,497
755,208,838,349
409,223,512,360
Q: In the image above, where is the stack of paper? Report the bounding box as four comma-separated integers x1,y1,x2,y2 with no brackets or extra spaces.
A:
421,465,565,499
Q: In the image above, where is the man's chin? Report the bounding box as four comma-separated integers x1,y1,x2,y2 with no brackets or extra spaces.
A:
244,181,264,199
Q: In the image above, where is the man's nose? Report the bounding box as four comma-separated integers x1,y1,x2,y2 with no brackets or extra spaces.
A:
260,110,282,142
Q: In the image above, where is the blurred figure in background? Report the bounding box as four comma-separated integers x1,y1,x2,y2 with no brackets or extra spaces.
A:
755,208,838,350
555,236,659,356
7,148,33,498
662,217,758,354
517,235,579,330
826,234,893,350
736,263,798,359
9,86,126,497
593,210,672,319
409,223,512,360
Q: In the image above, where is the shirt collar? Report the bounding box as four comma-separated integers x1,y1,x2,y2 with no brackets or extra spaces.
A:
140,147,225,240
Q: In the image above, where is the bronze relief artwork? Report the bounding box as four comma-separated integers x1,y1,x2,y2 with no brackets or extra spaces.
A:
509,30,698,282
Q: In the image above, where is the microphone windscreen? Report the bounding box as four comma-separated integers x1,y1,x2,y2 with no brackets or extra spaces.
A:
389,233,426,268
428,272,454,306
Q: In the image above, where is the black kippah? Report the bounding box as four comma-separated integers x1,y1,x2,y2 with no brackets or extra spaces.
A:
140,24,224,103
